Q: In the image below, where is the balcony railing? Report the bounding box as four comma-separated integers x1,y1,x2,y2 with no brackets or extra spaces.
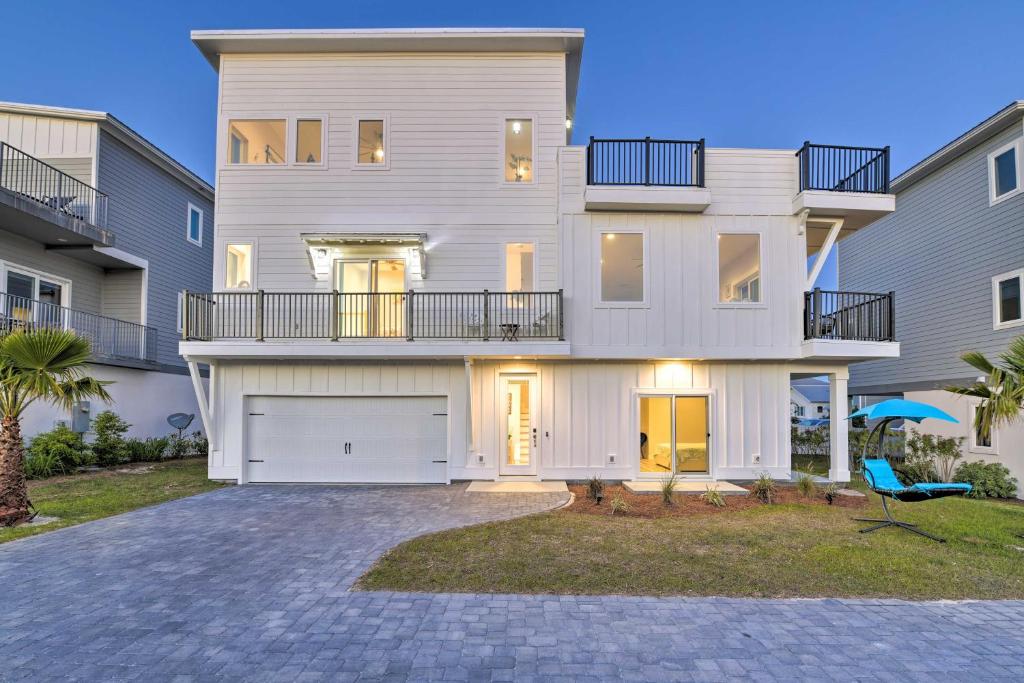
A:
0,292,157,363
796,142,890,194
181,290,564,342
804,289,895,342
0,142,109,228
587,137,705,187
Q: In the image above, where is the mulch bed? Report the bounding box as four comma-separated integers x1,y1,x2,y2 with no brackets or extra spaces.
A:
565,483,869,518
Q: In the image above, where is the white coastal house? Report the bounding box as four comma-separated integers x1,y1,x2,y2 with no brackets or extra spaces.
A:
180,28,898,485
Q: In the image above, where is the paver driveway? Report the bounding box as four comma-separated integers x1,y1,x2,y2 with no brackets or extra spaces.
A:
1,484,1024,681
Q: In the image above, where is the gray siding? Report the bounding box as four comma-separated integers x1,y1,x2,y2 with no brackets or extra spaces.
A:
839,120,1024,394
101,269,143,324
0,229,105,314
96,131,213,367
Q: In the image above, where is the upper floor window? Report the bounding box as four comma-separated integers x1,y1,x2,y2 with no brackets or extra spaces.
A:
228,120,286,165
992,268,1023,329
225,243,254,290
186,204,203,246
356,118,387,167
295,119,323,164
599,232,645,304
989,139,1022,205
718,233,762,304
504,118,534,183
504,243,535,292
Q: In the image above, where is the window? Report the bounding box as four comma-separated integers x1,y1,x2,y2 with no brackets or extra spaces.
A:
992,269,1024,329
504,243,535,292
989,139,1022,204
970,404,995,452
504,118,534,183
718,233,762,304
600,232,645,304
295,119,323,164
227,120,286,165
186,204,203,246
357,119,386,166
2,264,68,326
176,292,184,333
225,243,253,290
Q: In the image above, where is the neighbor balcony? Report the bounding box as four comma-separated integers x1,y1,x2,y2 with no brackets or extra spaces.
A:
0,292,158,365
793,142,895,231
584,137,711,212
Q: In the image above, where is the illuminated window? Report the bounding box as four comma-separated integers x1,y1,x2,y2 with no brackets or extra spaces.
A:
295,119,323,164
504,119,534,183
505,243,535,292
225,243,253,289
357,119,386,165
718,234,761,303
600,232,644,303
227,120,285,165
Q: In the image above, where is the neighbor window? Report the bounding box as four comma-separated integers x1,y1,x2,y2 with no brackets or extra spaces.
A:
718,233,761,303
357,119,386,165
993,269,1024,329
505,243,535,292
600,232,644,303
504,118,534,183
186,204,203,246
989,140,1022,204
225,243,253,289
972,405,993,450
227,120,285,165
295,119,323,164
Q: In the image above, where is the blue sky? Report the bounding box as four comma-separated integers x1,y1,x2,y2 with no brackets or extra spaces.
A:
4,0,1022,287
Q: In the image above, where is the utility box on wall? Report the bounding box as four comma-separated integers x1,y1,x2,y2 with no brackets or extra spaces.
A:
71,401,91,434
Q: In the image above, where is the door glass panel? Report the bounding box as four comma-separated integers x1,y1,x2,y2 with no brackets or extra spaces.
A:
505,379,531,466
639,396,672,473
675,396,709,474
337,262,370,336
373,260,405,337
5,271,35,324
37,280,63,326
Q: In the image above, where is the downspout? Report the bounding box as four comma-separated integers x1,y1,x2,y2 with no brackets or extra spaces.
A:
465,357,475,461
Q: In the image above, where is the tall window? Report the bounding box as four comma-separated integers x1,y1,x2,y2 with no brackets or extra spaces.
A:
600,232,644,303
718,233,761,303
227,120,286,165
993,269,1024,329
505,243,535,292
295,119,323,164
504,118,534,183
989,139,1022,204
186,204,203,246
357,119,386,165
225,243,253,289
972,406,993,450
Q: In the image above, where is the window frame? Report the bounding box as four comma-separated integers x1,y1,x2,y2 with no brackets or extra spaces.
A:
632,387,716,480
222,240,256,291
595,229,649,308
502,241,539,294
0,261,71,307
222,115,329,170
293,115,327,167
968,400,997,455
988,138,1023,206
352,114,391,171
713,230,767,309
992,268,1024,330
186,203,203,246
500,114,538,186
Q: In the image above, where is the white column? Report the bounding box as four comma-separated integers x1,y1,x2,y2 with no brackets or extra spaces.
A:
829,371,850,482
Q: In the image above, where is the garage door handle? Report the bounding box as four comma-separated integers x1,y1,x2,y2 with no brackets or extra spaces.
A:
248,459,264,463
432,460,447,463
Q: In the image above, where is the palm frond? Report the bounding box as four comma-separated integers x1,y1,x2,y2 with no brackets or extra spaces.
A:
0,329,108,417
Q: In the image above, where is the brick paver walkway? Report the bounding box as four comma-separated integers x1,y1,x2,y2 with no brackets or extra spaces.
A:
2,484,1023,681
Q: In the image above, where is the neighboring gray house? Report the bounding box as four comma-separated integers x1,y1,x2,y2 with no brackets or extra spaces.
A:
790,376,830,420
840,101,1024,495
0,102,213,438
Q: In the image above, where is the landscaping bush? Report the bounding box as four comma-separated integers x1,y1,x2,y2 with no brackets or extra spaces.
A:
823,482,839,505
585,475,604,500
954,460,1019,499
795,470,816,498
26,424,92,474
610,494,630,515
90,411,131,466
896,431,963,483
751,472,776,504
699,485,726,508
23,450,63,479
125,436,170,463
660,475,677,506
167,431,208,459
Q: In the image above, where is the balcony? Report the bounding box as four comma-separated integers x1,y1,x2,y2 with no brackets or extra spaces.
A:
802,288,898,360
0,293,157,365
584,137,711,212
793,143,895,231
0,142,113,247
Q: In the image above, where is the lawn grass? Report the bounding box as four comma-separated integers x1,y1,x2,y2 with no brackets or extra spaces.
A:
358,492,1024,599
791,452,830,476
0,459,223,544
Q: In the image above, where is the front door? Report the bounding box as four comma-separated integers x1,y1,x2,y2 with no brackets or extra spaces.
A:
499,374,538,475
639,394,711,477
334,259,406,337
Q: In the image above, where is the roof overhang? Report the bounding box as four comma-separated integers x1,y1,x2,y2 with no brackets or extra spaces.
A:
191,27,584,129
301,232,428,279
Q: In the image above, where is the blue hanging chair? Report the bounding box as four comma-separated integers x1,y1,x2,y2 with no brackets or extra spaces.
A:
848,399,972,542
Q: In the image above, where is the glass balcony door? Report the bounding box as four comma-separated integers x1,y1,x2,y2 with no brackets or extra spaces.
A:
639,394,710,476
334,259,406,337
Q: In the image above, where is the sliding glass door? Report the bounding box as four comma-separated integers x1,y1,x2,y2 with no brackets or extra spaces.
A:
333,259,405,337
639,394,710,476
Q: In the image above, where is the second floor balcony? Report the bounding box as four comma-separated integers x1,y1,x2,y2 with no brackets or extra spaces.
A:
793,142,895,231
804,289,895,343
584,137,712,212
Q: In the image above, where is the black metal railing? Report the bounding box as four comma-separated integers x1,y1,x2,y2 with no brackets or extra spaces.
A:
0,292,157,362
182,290,564,342
796,142,890,194
587,137,704,187
0,142,109,228
804,289,895,342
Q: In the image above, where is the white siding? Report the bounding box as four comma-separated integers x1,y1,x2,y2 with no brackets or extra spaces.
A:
0,113,97,174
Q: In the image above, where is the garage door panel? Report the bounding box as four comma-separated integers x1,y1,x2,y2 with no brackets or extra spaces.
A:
247,395,447,483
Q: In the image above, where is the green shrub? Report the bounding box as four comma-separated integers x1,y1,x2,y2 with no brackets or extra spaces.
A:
661,475,677,506
23,450,62,479
895,431,963,484
167,431,207,459
125,436,170,463
27,424,92,473
585,475,604,500
795,470,817,498
610,494,630,515
954,460,1019,499
823,482,839,505
700,485,726,508
751,472,776,504
90,411,131,466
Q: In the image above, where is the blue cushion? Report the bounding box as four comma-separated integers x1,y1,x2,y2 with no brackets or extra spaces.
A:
862,459,906,492
911,483,973,493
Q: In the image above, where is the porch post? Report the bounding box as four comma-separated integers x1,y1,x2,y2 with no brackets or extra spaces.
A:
829,370,850,482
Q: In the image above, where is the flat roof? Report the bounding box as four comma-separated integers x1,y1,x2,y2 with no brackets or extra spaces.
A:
191,27,585,122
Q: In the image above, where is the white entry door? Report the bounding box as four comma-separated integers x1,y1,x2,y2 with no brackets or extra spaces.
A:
246,395,448,483
499,375,538,475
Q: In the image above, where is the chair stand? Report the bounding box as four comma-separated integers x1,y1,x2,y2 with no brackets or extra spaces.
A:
853,495,946,543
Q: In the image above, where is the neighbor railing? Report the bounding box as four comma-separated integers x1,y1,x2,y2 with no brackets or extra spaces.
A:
0,292,157,362
587,137,705,187
0,142,110,228
804,288,895,342
796,142,890,194
181,290,564,342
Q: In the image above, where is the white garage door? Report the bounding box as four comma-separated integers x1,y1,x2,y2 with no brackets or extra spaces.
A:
246,395,448,483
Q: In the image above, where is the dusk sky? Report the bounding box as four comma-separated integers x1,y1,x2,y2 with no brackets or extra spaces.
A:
4,0,1023,287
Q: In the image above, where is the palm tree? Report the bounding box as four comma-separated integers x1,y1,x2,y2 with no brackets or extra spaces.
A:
0,329,111,526
947,336,1024,441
